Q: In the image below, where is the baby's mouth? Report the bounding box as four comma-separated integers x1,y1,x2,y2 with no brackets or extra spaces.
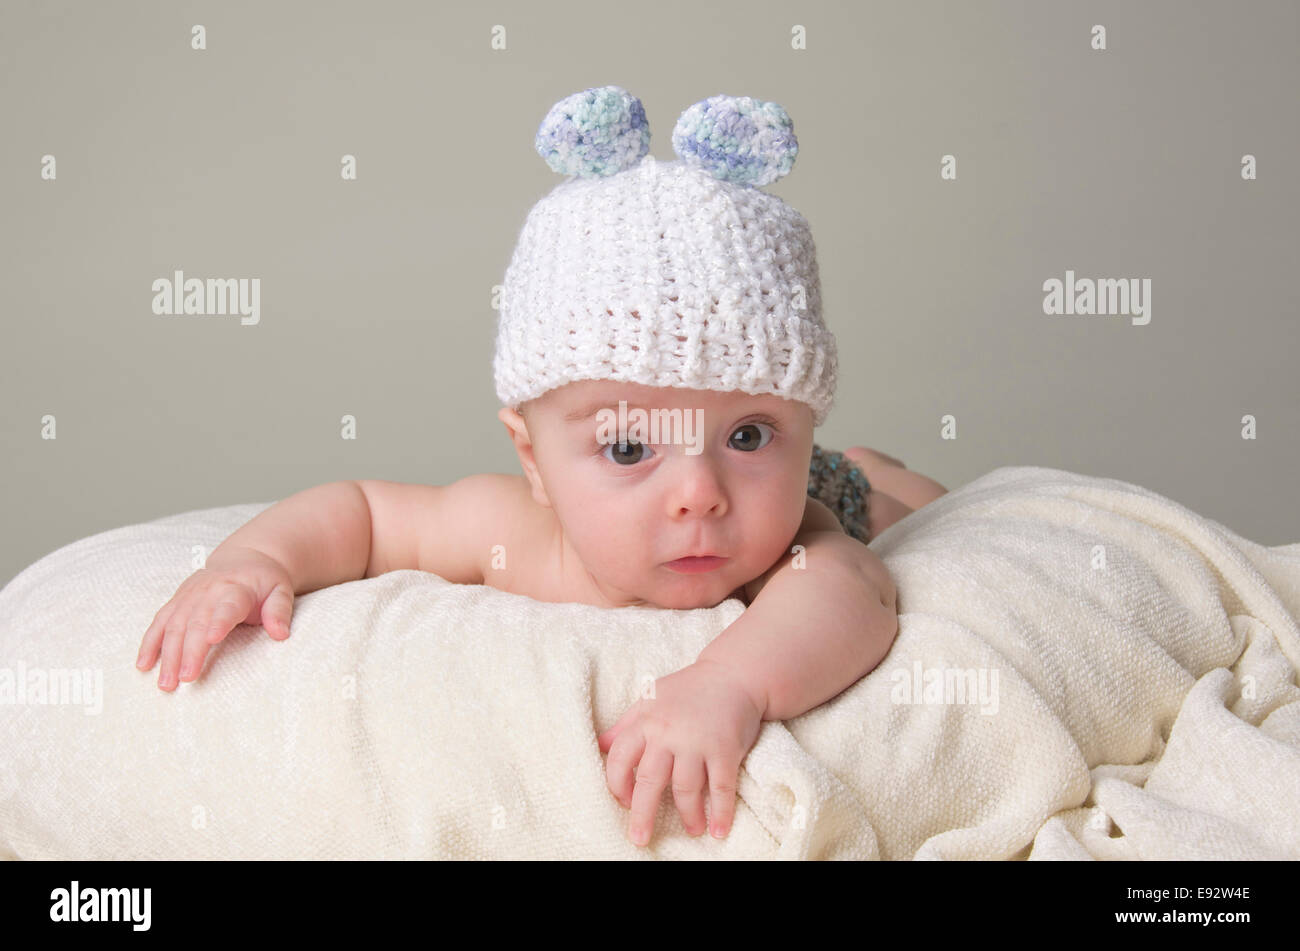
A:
663,556,728,574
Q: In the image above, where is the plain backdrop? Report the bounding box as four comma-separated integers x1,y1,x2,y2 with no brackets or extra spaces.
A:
2,0,1297,588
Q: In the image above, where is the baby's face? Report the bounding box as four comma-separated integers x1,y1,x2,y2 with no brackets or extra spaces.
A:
505,379,814,609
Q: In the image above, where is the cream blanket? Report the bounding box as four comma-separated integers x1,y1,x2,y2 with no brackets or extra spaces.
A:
1,465,1298,860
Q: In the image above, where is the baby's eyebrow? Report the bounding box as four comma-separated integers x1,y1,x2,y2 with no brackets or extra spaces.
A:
562,399,643,423
564,401,775,424
563,403,606,423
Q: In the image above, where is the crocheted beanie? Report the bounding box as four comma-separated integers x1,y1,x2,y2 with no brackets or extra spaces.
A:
493,85,838,428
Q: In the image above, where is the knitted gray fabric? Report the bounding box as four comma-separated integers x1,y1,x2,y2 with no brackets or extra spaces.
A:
806,444,872,543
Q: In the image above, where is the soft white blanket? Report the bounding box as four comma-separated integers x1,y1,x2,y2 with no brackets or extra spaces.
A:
1,466,1298,860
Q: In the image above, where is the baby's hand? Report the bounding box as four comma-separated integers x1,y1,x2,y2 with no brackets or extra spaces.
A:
597,659,764,846
136,547,296,691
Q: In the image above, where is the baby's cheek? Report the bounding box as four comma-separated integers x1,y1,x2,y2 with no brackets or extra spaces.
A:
773,498,809,548
747,524,797,575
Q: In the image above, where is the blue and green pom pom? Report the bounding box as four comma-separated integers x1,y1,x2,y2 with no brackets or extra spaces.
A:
534,86,650,179
533,87,798,189
671,94,798,187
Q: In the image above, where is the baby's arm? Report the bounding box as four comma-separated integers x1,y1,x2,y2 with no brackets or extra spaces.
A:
599,498,897,844
137,475,506,688
697,498,898,721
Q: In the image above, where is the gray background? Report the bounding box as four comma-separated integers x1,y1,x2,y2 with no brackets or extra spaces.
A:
2,0,1297,589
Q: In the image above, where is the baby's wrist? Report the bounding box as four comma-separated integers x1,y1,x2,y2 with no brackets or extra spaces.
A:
691,656,769,722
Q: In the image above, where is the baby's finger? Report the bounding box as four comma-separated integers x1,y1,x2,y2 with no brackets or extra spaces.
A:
157,609,190,691
178,603,219,683
628,746,673,847
597,704,638,753
604,726,646,809
206,595,251,644
706,754,741,839
137,602,176,671
671,755,708,836
260,583,294,640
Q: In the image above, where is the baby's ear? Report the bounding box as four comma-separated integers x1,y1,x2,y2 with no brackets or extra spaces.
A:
497,406,547,499
497,405,525,438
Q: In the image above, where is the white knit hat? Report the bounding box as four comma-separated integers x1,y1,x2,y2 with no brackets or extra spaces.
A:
493,86,838,427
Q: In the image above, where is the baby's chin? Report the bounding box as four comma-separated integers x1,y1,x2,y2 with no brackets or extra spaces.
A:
643,571,743,610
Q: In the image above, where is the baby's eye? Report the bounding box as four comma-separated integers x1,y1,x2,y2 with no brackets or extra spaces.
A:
602,440,657,466
728,422,774,452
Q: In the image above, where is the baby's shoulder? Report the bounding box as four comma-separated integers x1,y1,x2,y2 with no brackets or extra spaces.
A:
469,473,564,597
458,472,549,546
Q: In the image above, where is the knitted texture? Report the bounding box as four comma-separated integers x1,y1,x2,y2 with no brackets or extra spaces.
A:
494,86,838,428
807,444,872,543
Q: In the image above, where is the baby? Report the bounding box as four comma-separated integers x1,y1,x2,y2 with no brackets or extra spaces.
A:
135,87,948,847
